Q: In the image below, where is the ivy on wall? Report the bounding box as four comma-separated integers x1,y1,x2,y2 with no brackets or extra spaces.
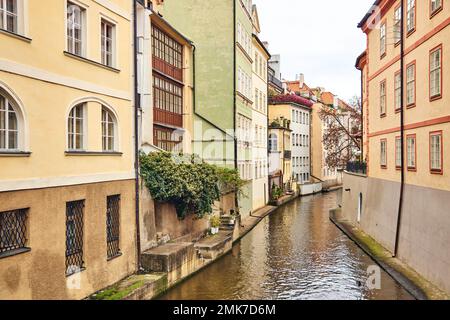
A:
140,152,244,219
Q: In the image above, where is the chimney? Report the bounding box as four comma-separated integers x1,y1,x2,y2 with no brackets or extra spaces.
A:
298,73,305,88
282,82,288,94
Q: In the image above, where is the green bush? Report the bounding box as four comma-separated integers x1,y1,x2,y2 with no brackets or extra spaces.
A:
140,152,244,219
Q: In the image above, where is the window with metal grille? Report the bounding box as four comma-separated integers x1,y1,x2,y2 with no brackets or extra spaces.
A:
106,195,120,259
0,208,28,257
66,200,84,276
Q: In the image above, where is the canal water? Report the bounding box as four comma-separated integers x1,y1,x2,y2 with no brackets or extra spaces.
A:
159,190,414,300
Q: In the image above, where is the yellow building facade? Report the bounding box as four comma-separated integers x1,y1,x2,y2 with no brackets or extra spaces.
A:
342,0,450,294
0,0,137,299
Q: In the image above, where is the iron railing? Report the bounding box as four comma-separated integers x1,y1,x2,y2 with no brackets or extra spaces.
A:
106,195,121,259
66,200,85,276
0,209,28,255
346,161,367,175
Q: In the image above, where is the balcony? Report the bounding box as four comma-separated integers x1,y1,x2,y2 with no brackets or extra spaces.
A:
154,108,183,128
284,150,292,160
152,56,183,82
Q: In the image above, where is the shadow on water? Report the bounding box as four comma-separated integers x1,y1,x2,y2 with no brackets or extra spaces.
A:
158,190,414,300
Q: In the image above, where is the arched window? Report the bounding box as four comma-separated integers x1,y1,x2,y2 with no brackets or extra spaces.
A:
101,107,116,151
269,133,278,152
68,104,85,150
0,92,19,150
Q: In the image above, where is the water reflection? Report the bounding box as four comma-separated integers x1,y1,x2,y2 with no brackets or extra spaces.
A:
159,191,413,300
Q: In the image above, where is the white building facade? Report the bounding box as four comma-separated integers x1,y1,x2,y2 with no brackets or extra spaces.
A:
291,105,312,185
251,6,270,210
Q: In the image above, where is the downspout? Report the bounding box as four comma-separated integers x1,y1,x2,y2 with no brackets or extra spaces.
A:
360,68,364,162
233,0,237,171
393,0,405,258
233,0,239,211
132,0,141,270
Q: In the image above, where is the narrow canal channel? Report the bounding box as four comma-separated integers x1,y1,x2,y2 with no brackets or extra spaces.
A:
159,190,414,300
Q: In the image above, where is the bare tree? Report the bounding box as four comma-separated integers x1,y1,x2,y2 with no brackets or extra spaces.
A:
319,96,362,170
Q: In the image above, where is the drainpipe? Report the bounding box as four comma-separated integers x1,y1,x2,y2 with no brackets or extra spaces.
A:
233,0,239,211
360,70,364,162
393,0,405,258
133,0,142,270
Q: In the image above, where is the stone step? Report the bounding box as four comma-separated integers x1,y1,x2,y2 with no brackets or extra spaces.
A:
141,242,195,273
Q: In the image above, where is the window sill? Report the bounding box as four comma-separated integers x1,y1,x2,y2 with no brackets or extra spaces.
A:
380,53,386,60
65,151,123,156
0,247,31,259
406,103,416,109
237,91,253,104
0,151,31,157
63,51,120,73
236,42,253,63
66,267,86,278
381,166,387,170
0,28,32,43
407,167,417,172
107,252,122,261
406,29,416,38
430,94,442,102
380,113,386,118
430,169,443,175
430,7,443,19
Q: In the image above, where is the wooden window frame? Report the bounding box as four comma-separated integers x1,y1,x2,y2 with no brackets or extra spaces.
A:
394,5,402,46
101,19,116,68
429,131,443,174
429,44,443,101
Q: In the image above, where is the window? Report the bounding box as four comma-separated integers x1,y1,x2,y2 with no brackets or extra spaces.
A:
102,107,115,152
106,195,121,259
430,132,442,173
0,208,28,257
380,80,386,116
395,72,401,111
394,6,402,44
68,104,84,150
66,200,84,276
395,136,402,169
407,135,416,170
0,0,18,33
406,63,416,106
101,19,115,67
380,23,386,57
406,0,416,34
269,133,278,152
151,24,183,80
380,139,387,168
430,46,442,99
430,0,442,16
0,93,18,150
153,75,183,127
67,2,85,56
153,125,183,152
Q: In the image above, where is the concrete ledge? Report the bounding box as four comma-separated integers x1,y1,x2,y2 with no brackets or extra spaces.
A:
330,208,449,300
90,274,168,300
141,242,195,273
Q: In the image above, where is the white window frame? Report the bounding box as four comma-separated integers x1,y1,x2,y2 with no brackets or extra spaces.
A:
406,135,416,169
380,139,387,167
101,17,116,68
0,95,19,150
101,106,117,152
406,63,415,106
430,0,442,16
67,103,86,151
380,80,386,116
380,23,386,57
430,47,442,99
394,6,401,44
66,1,87,57
406,0,415,34
430,132,442,173
395,137,402,168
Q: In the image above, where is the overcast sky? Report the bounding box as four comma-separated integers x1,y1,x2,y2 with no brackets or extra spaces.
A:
254,0,374,101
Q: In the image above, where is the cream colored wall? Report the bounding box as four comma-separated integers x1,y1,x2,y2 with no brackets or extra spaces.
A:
366,0,450,191
0,0,134,188
311,103,324,180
